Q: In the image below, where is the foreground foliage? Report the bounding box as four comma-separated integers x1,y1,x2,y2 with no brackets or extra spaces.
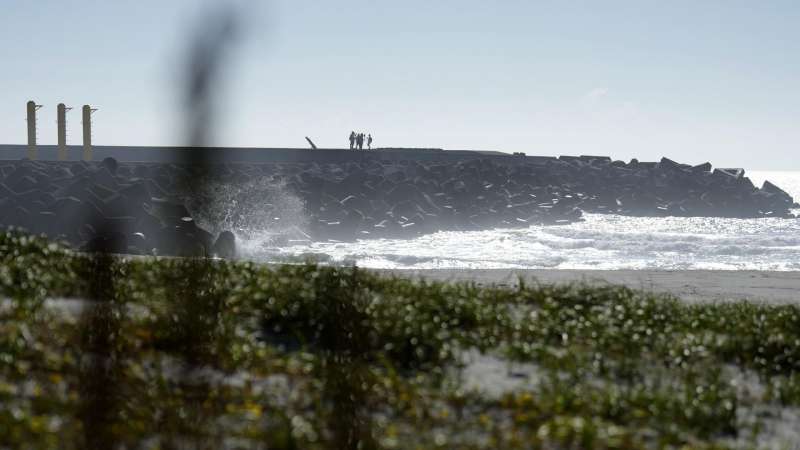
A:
1,230,799,449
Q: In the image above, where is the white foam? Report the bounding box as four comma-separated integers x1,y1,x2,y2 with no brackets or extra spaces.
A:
238,171,800,271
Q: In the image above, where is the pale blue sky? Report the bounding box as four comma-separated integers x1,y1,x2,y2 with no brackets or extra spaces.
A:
1,1,798,169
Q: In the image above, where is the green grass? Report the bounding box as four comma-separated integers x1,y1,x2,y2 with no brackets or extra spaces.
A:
1,229,799,449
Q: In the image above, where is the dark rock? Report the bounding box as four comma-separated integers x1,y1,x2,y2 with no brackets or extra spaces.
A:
384,182,424,205
9,175,37,193
340,194,372,212
72,163,89,175
119,181,151,205
130,211,165,251
145,179,168,198
101,157,119,175
391,200,424,219
158,224,206,257
103,216,139,237
714,168,745,180
341,209,365,231
90,166,120,190
212,231,236,259
31,211,59,237
762,180,793,204
580,155,612,165
148,199,191,221
58,176,92,198
100,194,131,218
558,155,581,164
83,231,128,254
14,189,45,205
7,206,32,230
128,232,150,254
657,157,681,171
0,184,15,200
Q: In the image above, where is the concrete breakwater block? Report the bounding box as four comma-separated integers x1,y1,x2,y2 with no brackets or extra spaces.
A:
0,158,236,258
0,155,795,254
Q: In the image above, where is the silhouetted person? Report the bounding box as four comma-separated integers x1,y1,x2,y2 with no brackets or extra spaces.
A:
367,134,373,150
349,131,356,149
356,133,364,150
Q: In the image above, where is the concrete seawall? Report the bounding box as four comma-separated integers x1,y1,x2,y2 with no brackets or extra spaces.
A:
0,144,532,165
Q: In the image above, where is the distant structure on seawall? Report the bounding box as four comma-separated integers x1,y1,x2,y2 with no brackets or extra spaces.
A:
25,101,42,160
56,103,72,161
25,100,97,162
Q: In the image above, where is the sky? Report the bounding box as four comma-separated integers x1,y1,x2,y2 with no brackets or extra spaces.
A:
1,0,799,169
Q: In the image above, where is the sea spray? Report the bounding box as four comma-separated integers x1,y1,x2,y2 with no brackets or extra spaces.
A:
237,171,800,270
246,213,800,271
184,175,309,256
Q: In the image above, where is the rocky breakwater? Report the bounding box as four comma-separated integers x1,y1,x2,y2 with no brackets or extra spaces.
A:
288,155,796,240
0,154,795,253
553,156,796,218
0,158,236,257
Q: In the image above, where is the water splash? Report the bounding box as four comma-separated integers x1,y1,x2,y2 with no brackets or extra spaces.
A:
186,175,309,250
229,171,800,270
241,212,800,270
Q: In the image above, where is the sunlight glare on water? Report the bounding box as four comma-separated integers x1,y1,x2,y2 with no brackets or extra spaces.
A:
238,171,800,271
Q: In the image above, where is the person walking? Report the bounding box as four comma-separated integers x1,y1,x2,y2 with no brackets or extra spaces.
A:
356,133,364,150
349,131,356,150
367,134,373,150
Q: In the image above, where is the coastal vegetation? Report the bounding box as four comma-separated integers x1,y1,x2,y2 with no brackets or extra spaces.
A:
2,229,799,449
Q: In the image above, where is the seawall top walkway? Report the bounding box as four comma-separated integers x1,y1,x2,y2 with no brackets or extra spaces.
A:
0,144,552,165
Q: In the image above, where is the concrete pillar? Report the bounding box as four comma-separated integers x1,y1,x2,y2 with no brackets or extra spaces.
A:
82,105,92,161
57,103,71,161
26,101,38,160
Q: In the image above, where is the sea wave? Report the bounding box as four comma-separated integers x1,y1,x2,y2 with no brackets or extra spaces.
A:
237,171,800,271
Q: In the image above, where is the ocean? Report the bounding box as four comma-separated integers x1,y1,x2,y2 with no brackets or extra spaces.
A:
236,171,800,271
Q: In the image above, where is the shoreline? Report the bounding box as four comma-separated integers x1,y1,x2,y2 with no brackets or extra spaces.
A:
373,269,800,304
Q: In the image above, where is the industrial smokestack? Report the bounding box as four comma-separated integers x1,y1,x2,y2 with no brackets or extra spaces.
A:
57,103,72,161
82,104,96,161
26,100,42,160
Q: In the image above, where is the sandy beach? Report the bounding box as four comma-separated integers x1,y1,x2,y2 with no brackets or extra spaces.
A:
376,269,800,304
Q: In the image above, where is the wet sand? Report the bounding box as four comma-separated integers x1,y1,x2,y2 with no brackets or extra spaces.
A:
375,269,800,304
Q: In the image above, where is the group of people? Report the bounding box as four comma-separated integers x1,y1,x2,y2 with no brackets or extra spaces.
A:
348,131,373,150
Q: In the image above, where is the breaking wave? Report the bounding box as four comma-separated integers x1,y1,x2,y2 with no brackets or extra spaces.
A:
185,175,309,246
237,171,800,271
